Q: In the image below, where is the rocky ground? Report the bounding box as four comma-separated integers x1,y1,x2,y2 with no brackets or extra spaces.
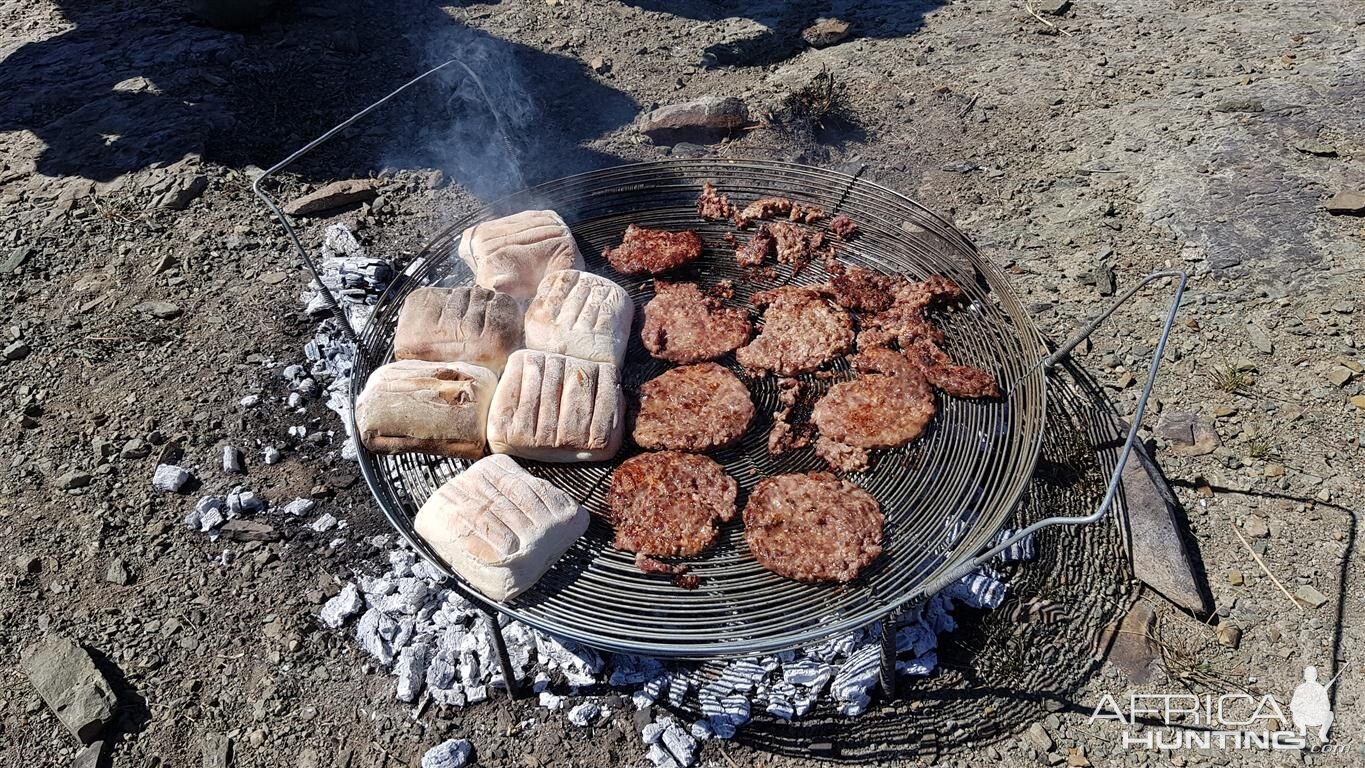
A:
2,0,1363,766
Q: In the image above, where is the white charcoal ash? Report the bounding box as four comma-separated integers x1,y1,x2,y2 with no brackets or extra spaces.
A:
240,394,261,408
420,738,473,768
320,583,364,629
538,690,564,711
281,497,316,517
660,723,698,767
991,527,1038,564
152,463,193,493
641,720,667,745
222,446,245,474
310,513,339,532
185,496,226,532
632,674,670,708
226,487,265,515
262,446,282,464
396,641,430,703
830,644,880,717
567,701,601,727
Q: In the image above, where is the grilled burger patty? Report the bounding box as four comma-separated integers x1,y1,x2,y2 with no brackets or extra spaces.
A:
633,363,755,452
608,451,738,557
743,472,884,583
735,286,854,377
640,280,752,364
603,224,703,275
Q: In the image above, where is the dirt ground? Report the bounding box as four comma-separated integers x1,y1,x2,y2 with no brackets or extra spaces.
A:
2,1,1363,766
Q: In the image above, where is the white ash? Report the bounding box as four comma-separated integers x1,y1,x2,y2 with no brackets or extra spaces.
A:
152,463,193,493
310,513,339,532
262,446,282,464
538,690,564,711
567,701,601,727
420,738,472,768
281,497,316,517
185,496,226,532
226,487,265,515
240,394,261,408
320,583,364,629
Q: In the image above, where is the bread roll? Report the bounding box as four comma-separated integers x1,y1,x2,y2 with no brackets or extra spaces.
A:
415,455,587,601
355,360,497,458
457,210,585,302
394,286,523,373
487,350,624,462
524,269,634,367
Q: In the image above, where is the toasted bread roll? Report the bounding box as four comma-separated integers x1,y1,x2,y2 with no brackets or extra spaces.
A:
487,350,624,462
394,286,523,373
524,269,634,367
457,210,584,302
355,360,497,458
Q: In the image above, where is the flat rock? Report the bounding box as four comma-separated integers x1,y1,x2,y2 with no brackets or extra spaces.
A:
701,18,787,67
4,340,32,360
104,558,131,586
284,179,380,217
1100,603,1162,684
157,175,208,211
1246,323,1273,355
202,733,232,768
1034,0,1071,14
152,464,193,493
1244,515,1270,538
218,519,280,542
19,635,117,744
802,18,851,48
1216,623,1243,649
73,740,105,768
134,301,182,320
1025,722,1054,752
637,97,749,143
57,470,93,490
1324,190,1365,215
1118,441,1214,614
1326,366,1354,387
1295,584,1329,609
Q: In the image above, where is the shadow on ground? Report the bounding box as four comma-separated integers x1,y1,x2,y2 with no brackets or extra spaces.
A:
0,0,635,196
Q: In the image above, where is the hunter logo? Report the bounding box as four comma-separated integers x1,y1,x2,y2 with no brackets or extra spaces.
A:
1089,664,1351,754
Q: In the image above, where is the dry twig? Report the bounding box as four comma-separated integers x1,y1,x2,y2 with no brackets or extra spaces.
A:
1230,517,1303,611
1024,1,1074,36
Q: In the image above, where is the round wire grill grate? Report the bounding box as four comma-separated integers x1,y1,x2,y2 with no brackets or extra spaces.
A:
351,159,1050,658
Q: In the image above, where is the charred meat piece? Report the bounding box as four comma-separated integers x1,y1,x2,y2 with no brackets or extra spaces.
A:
821,262,904,313
697,182,735,221
633,363,755,452
810,347,937,471
768,222,820,274
814,435,870,473
734,197,825,228
604,224,703,275
736,287,854,376
857,275,963,350
641,280,752,364
904,338,1000,398
768,377,813,456
743,472,883,583
736,224,776,268
609,451,738,558
633,554,700,589
830,214,859,240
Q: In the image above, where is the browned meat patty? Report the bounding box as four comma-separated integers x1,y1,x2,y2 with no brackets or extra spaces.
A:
641,280,752,364
768,377,813,456
857,275,962,350
810,347,937,471
743,472,883,583
830,214,858,239
736,287,854,376
697,182,734,221
609,451,738,558
633,363,755,451
821,262,904,313
904,338,1001,398
814,436,870,473
604,224,703,275
734,197,825,228
768,222,826,274
736,224,775,268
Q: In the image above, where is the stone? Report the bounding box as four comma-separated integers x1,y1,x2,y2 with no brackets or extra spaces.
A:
133,301,182,319
19,635,117,744
2,246,32,273
1293,140,1337,157
152,464,193,493
202,733,232,768
4,340,31,360
284,179,380,217
1246,323,1273,355
568,702,600,726
1100,603,1162,684
157,175,208,210
1216,623,1243,649
104,558,131,586
421,739,473,768
1324,190,1365,216
73,740,105,768
1295,585,1329,609
1092,263,1117,296
120,439,151,459
1025,722,1054,752
1226,570,1244,586
1118,441,1213,614
281,497,316,517
1244,515,1269,538
1034,0,1071,13
1326,367,1354,387
1351,395,1365,410
637,97,749,142
1154,411,1195,444
222,446,244,474
1264,463,1285,477
57,470,93,490
218,520,280,542
1213,97,1263,113
802,18,852,48
701,18,785,67
263,446,282,464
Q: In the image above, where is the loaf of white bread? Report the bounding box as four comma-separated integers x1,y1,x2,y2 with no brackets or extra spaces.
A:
354,360,497,458
393,286,523,374
524,269,634,368
415,455,587,601
487,349,624,462
458,210,585,302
